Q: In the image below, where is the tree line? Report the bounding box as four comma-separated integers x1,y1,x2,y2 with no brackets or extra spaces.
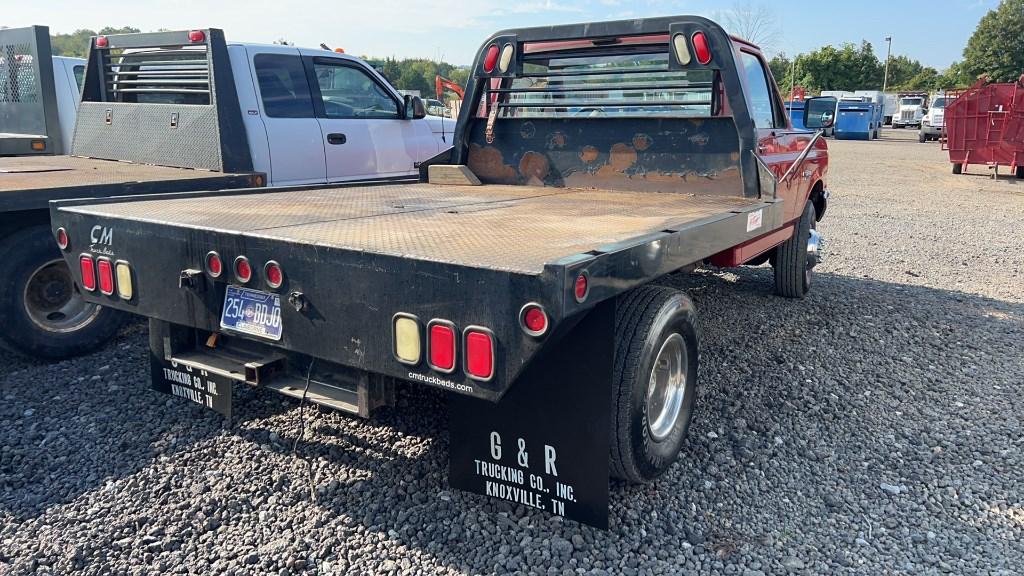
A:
46,0,1022,98
766,0,1022,94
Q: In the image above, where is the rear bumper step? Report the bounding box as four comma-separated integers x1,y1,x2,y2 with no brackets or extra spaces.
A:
152,323,394,418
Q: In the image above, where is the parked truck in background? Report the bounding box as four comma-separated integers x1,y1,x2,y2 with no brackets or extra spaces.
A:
1,28,452,360
892,92,928,128
0,26,85,156
51,16,834,528
919,93,948,142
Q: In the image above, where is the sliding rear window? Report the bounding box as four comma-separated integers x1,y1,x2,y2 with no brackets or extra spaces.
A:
87,46,211,105
481,47,717,119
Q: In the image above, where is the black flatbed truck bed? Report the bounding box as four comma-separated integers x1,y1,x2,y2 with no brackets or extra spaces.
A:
0,155,259,211
61,182,771,273
50,16,833,529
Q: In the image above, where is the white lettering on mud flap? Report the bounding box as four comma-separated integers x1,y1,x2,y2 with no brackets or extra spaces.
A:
746,209,763,232
470,432,578,516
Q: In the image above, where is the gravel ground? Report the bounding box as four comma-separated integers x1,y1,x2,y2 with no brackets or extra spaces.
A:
2,129,1022,575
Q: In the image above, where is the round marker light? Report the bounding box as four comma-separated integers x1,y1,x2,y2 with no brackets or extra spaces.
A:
234,256,252,283
574,272,589,303
482,44,499,73
520,303,548,337
264,260,283,289
56,227,69,250
498,43,514,73
95,36,109,48
188,30,206,43
206,251,223,278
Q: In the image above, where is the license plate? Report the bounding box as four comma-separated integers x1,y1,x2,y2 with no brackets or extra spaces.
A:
220,286,283,341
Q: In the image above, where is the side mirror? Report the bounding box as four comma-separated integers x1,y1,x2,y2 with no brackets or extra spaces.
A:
804,96,837,129
405,95,427,120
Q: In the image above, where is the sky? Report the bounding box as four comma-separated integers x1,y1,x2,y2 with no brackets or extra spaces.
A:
3,0,1001,69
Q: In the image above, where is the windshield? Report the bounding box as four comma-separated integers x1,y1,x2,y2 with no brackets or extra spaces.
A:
901,98,922,105
931,97,947,108
486,49,716,119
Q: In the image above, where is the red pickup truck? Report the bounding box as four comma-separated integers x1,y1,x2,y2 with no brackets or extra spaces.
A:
50,15,834,528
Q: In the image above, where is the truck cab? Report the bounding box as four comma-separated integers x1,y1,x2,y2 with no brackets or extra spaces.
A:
230,44,453,186
919,93,947,142
893,93,927,128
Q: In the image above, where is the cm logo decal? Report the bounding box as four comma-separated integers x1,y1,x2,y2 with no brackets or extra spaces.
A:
90,225,113,246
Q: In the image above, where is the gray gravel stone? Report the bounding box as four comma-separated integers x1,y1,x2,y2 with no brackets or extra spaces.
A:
0,130,1021,576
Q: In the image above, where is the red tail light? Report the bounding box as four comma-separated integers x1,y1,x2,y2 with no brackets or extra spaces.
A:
97,258,114,295
95,36,108,48
482,44,499,73
691,32,711,65
464,328,495,381
188,30,206,43
206,251,223,278
56,227,69,250
574,271,589,303
80,255,96,292
264,260,283,289
234,256,252,283
520,303,548,337
428,321,456,373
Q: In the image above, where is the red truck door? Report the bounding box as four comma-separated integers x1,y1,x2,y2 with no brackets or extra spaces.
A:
738,50,810,224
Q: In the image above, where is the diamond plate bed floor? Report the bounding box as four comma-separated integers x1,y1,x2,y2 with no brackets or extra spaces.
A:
65,183,760,274
0,155,235,191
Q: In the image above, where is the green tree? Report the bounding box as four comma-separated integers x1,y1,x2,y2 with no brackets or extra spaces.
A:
961,0,1024,82
50,27,140,57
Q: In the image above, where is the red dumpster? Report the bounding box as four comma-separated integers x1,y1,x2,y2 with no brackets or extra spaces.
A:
943,74,1024,178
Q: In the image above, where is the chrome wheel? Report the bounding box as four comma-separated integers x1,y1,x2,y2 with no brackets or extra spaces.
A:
646,333,688,441
23,259,102,333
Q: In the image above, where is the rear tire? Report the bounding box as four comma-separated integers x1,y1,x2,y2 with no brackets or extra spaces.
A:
610,286,699,484
952,163,963,174
0,225,127,360
773,202,815,298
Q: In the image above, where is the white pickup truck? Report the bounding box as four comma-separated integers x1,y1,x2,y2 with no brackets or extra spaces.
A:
0,28,452,360
919,94,947,142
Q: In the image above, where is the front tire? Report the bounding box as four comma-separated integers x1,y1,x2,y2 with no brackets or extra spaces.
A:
0,225,127,360
610,286,699,484
773,202,816,298
918,132,926,143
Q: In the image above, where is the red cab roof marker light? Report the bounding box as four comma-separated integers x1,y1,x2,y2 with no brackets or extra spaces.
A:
188,30,206,43
464,327,495,381
95,36,108,48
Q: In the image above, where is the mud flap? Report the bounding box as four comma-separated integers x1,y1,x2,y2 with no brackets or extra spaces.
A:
148,319,233,420
448,301,614,529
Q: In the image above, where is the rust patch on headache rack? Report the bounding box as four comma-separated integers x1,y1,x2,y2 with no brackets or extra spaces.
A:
467,144,517,183
518,151,551,184
579,145,600,163
547,131,568,149
632,133,653,151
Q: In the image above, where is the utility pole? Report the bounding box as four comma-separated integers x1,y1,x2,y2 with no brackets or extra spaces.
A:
881,36,892,93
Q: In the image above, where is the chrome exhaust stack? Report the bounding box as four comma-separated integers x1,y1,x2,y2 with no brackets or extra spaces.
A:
807,229,823,269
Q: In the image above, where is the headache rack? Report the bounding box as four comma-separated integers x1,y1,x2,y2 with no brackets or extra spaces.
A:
72,28,251,172
490,47,718,118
